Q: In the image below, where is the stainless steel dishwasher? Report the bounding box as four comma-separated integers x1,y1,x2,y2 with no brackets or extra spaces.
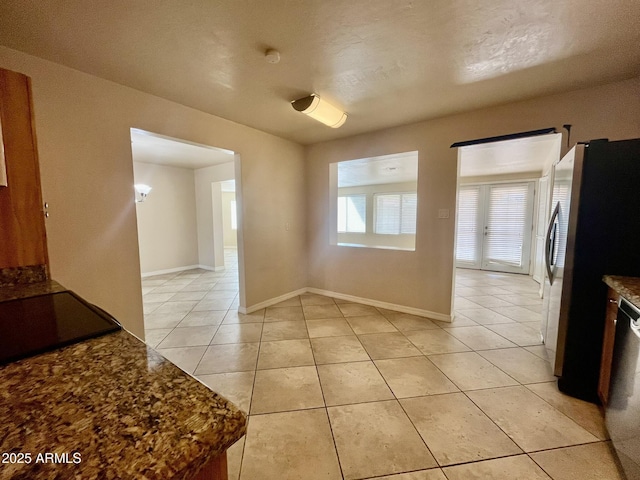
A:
607,297,640,479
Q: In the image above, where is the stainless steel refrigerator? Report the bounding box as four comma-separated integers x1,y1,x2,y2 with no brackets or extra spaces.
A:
542,138,640,402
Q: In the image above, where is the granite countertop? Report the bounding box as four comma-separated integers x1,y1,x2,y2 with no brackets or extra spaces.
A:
0,279,67,302
0,330,246,479
603,275,640,310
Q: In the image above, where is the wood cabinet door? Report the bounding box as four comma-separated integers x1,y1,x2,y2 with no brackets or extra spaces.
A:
598,288,620,405
0,68,48,270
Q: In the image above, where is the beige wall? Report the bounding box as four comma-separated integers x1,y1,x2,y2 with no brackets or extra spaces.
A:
133,162,199,274
221,191,238,248
238,142,308,309
306,77,640,319
0,46,307,338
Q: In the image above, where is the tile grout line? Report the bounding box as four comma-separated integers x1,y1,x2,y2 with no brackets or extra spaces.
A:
143,262,608,479
304,296,348,480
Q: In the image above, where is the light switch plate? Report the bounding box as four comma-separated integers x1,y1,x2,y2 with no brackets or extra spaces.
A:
438,209,450,219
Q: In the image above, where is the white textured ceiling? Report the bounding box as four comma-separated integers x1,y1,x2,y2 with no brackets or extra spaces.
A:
130,129,234,169
459,133,562,177
338,152,418,187
1,1,639,145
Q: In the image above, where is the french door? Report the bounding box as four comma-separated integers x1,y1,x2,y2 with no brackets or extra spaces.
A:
456,182,535,274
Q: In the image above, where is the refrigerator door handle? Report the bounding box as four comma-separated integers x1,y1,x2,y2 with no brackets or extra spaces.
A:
630,317,640,340
545,202,560,285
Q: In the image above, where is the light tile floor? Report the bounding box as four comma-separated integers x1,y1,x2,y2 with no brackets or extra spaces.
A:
141,254,623,480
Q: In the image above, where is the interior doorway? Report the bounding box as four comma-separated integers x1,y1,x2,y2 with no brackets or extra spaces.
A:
219,180,238,252
217,179,239,291
129,128,243,344
455,133,562,280
452,131,562,344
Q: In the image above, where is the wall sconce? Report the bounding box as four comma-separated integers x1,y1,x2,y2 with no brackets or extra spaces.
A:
134,184,152,203
291,94,347,128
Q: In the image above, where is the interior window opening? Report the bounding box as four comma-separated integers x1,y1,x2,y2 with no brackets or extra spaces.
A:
330,151,419,251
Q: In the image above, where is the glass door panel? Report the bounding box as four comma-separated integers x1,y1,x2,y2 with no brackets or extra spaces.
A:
482,182,534,274
456,182,534,274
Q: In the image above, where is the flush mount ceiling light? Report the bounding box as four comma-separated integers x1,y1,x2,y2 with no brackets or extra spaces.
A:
134,183,152,203
291,94,347,128
264,48,280,64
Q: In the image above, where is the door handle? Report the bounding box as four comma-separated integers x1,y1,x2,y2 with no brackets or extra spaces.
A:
630,317,640,339
549,223,557,266
545,202,560,285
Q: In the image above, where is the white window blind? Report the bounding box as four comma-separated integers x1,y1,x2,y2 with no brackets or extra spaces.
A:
401,194,417,234
337,195,366,233
456,186,480,263
484,184,530,267
375,194,400,234
375,193,417,235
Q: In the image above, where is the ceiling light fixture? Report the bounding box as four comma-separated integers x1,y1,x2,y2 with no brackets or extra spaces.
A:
134,184,152,203
291,94,347,128
264,48,280,64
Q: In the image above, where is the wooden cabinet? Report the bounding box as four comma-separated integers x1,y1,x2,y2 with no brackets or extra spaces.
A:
598,287,620,405
193,453,228,480
0,68,48,270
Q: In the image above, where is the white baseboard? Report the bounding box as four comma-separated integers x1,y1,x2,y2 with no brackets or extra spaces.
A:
239,288,308,314
141,264,223,277
196,264,226,272
141,265,201,278
306,288,452,322
198,264,217,272
239,286,451,322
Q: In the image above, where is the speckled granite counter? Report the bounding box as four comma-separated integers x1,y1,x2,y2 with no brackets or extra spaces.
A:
0,329,246,479
0,265,48,288
603,275,640,310
0,279,66,302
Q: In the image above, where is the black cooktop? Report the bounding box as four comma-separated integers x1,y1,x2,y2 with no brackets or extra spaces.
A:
0,291,121,365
